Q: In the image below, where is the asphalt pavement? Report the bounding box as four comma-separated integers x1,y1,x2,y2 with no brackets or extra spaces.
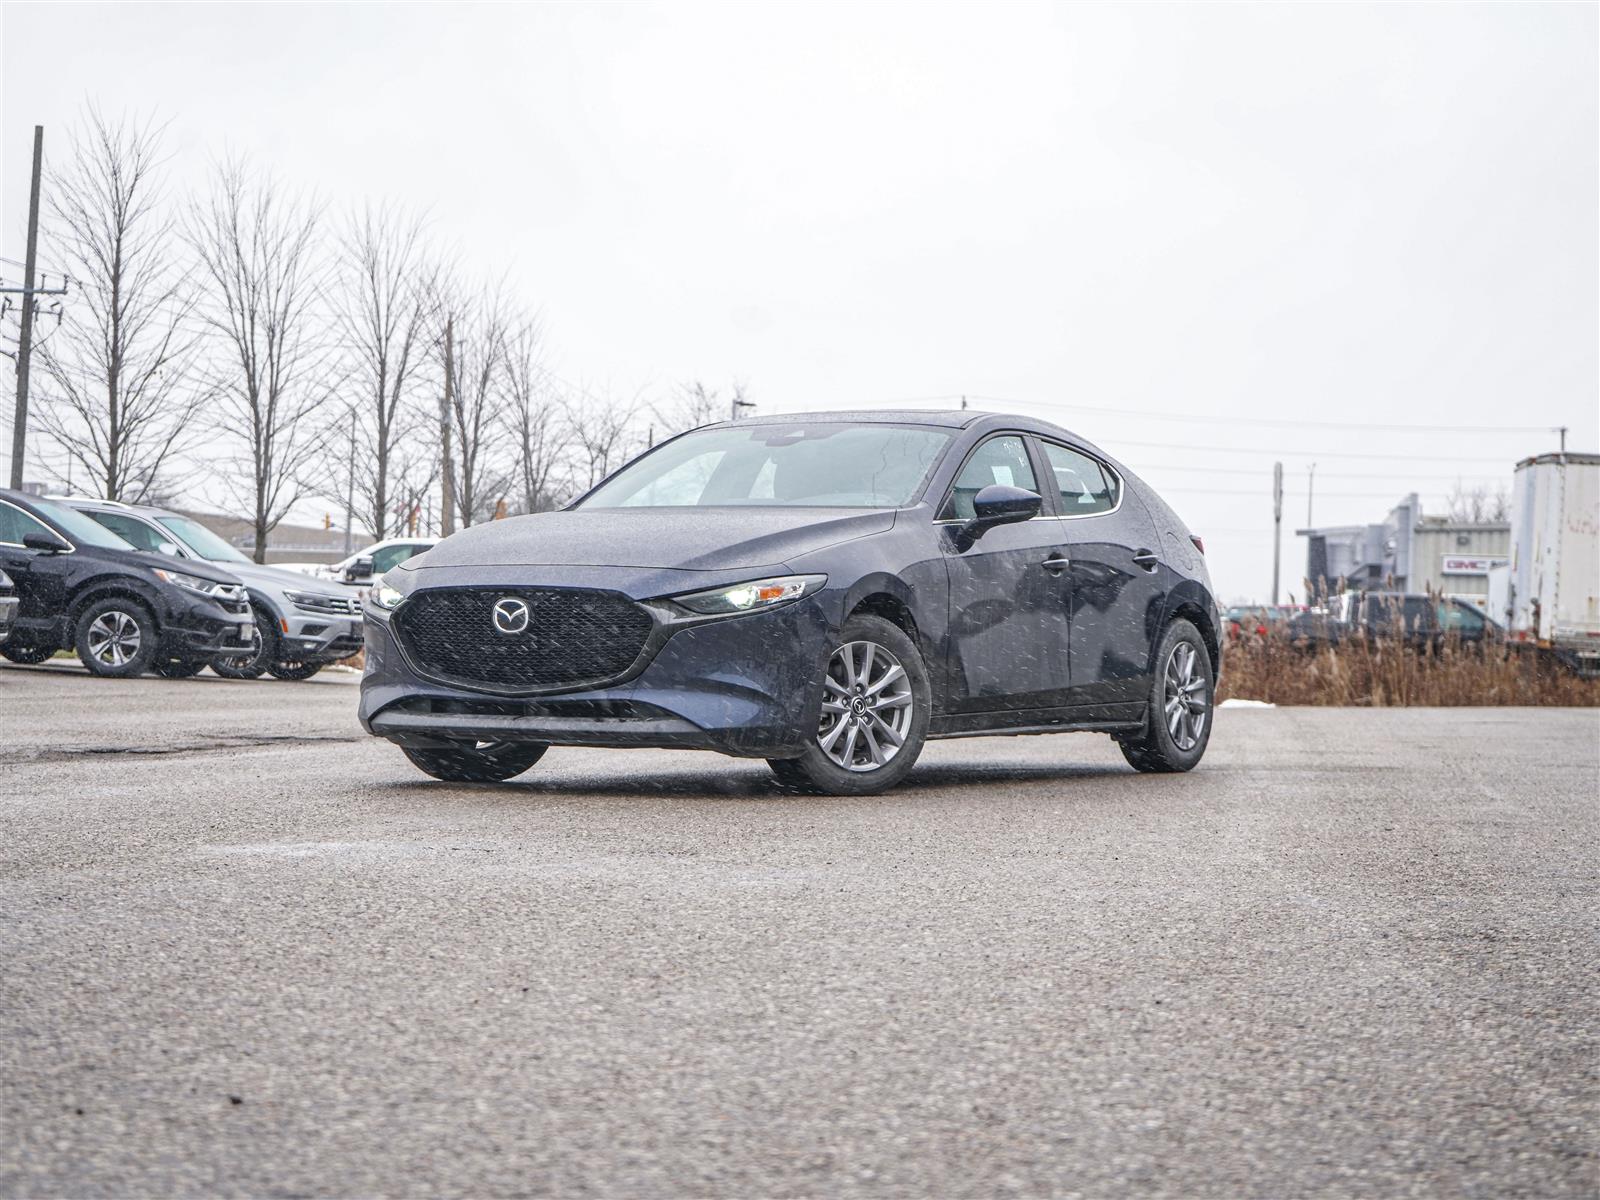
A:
1,661,1596,1198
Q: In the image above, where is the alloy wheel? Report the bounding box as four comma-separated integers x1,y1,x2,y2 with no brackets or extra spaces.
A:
87,610,142,668
817,640,914,772
1164,641,1208,751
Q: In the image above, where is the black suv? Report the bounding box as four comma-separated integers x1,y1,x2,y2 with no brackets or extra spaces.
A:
0,489,256,678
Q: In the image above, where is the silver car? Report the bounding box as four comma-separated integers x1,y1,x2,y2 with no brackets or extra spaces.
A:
60,498,363,680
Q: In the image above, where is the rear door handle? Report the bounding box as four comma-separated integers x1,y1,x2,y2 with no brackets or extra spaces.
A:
1040,553,1070,574
1132,549,1159,571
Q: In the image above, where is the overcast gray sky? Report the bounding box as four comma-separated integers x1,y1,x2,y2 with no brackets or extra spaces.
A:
3,1,1596,599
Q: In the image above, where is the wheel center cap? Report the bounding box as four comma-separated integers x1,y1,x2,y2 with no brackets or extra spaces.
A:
851,696,868,716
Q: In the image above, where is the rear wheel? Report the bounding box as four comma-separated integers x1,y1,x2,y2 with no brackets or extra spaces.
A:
268,660,323,681
0,639,55,665
211,612,269,680
1118,618,1213,773
401,742,548,783
767,614,930,796
75,597,158,678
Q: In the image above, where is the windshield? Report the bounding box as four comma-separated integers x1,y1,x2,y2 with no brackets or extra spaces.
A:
578,423,952,509
157,515,251,563
32,498,138,550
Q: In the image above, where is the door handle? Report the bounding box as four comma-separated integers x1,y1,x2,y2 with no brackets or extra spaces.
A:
1132,549,1159,571
1040,553,1070,574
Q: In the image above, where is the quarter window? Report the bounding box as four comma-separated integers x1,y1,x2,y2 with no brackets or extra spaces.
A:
0,501,53,547
941,436,1038,521
1040,442,1118,516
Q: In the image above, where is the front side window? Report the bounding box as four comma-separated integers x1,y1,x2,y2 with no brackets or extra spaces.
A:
1040,442,1118,516
156,515,251,563
941,435,1038,521
0,500,53,547
26,498,134,550
579,423,952,510
1439,602,1485,633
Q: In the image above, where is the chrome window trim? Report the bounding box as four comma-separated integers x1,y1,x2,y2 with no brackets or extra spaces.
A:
1036,439,1125,521
0,498,77,553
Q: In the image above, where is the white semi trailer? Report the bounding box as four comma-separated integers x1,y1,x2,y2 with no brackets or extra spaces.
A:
1497,452,1600,674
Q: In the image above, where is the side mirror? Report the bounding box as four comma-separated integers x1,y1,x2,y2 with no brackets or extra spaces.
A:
344,556,374,582
960,484,1042,544
22,531,70,554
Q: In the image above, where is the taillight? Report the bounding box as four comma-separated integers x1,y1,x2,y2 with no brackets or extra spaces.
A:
1190,534,1205,555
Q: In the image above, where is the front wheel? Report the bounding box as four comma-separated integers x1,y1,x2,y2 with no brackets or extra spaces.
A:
211,613,269,680
75,597,159,678
1118,618,1214,773
402,742,548,783
767,614,931,796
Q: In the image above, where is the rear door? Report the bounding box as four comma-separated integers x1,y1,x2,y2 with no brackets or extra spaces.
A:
939,433,1073,713
1036,440,1162,707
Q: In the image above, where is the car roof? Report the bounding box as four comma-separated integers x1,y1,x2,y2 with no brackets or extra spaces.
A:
705,409,1112,457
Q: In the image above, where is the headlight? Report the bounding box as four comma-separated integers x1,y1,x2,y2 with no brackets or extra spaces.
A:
371,576,407,611
153,568,227,596
672,574,825,616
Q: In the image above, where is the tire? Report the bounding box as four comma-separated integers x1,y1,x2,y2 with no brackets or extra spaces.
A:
154,658,206,679
211,611,270,680
0,640,55,665
401,742,548,783
766,613,931,796
268,661,323,681
1118,618,1214,773
74,596,159,679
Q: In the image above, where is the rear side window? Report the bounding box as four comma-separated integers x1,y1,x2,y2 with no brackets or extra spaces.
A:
0,500,52,547
90,511,174,555
1040,442,1118,516
941,436,1038,521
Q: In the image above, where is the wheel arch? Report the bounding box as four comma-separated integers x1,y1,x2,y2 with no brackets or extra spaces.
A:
1160,584,1221,678
67,579,164,632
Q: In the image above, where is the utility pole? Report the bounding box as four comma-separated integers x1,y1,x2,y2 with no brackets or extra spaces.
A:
1307,462,1316,527
439,315,456,535
342,408,356,556
1559,425,1568,455
8,126,44,490
1272,461,1284,605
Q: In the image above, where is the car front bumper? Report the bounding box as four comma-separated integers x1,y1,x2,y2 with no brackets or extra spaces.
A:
277,610,365,662
160,596,258,659
0,595,17,640
359,596,834,758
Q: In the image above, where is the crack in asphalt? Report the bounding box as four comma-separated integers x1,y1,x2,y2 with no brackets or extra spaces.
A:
3,733,363,766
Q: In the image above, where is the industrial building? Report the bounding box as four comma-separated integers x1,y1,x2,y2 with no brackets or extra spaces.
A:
1298,492,1510,602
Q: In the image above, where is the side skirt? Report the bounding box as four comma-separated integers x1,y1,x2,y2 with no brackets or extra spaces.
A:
929,702,1146,740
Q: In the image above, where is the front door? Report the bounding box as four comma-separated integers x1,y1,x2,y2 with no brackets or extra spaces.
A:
940,434,1073,713
0,500,72,646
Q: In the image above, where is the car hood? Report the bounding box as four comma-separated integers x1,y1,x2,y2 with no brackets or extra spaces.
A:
208,559,347,595
92,547,244,586
415,507,896,572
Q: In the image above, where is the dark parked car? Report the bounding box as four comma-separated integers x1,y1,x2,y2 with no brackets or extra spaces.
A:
360,411,1222,794
0,489,255,678
60,496,364,681
0,567,17,643
1288,591,1495,652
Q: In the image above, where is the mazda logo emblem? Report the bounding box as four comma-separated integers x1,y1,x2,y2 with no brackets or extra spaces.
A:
491,597,530,635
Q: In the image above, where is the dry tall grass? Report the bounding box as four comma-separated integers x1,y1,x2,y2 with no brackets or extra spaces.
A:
1218,638,1600,707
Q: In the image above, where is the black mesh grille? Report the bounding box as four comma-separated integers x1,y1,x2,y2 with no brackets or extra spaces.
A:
393,587,654,692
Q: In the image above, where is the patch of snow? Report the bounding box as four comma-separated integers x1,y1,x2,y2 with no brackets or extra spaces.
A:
1219,698,1276,709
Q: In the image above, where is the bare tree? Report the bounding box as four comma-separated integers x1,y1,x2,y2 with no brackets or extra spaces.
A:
650,379,749,441
1445,482,1511,524
333,203,436,538
503,315,569,513
566,387,642,492
437,282,510,527
36,109,210,502
188,159,330,562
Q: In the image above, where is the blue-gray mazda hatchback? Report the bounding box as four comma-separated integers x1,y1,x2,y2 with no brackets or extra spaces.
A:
360,411,1221,793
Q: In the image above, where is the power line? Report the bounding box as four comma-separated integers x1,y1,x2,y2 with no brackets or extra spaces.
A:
957,393,1562,436
1100,437,1509,463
